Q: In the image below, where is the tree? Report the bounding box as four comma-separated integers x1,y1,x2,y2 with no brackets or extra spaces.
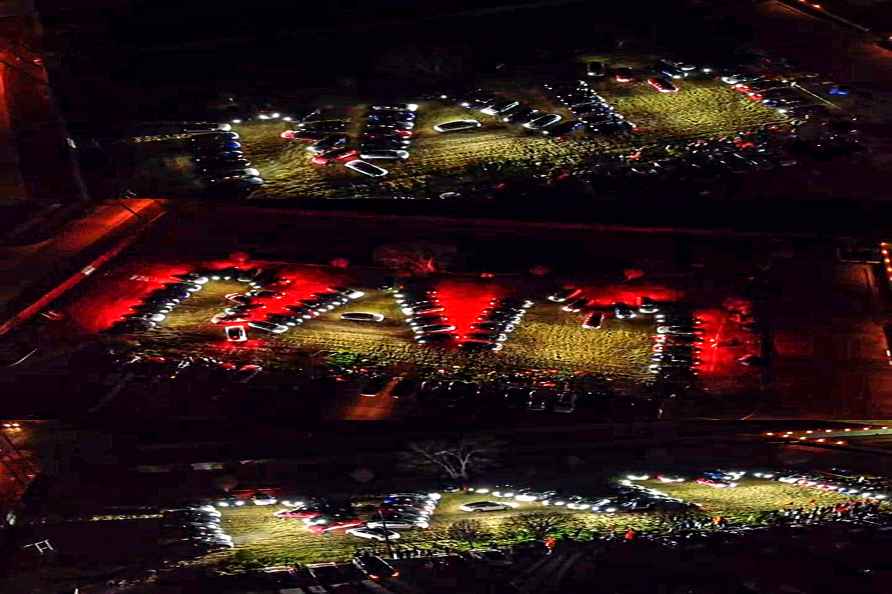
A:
373,242,458,275
501,512,582,541
375,45,471,86
398,436,504,480
447,520,491,548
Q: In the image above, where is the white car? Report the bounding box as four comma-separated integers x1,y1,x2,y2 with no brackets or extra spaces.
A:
252,493,278,505
460,501,514,512
371,103,418,112
341,312,384,322
344,159,388,177
366,518,429,529
514,490,556,502
224,325,248,342
433,120,482,133
360,149,409,160
345,527,401,541
721,73,755,85
523,114,562,130
480,100,520,116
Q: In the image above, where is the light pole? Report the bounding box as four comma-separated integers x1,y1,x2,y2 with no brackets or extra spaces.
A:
378,510,394,559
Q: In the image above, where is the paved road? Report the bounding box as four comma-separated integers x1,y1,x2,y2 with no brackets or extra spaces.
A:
0,198,165,335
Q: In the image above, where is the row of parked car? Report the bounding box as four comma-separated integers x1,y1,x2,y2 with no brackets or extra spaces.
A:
274,492,441,541
543,80,634,134
394,287,534,353
723,74,821,119
445,89,576,136
189,129,264,192
160,504,233,558
279,103,420,178
220,280,367,339
649,306,703,382
106,271,219,335
465,481,691,514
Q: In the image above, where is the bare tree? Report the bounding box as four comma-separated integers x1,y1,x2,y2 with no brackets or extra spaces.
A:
447,520,491,548
399,436,504,480
502,512,582,541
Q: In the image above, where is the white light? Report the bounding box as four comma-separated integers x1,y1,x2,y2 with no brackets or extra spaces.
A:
282,116,292,122
271,112,280,119
258,114,270,120
440,94,448,99
428,492,442,500
231,119,242,124
407,103,419,112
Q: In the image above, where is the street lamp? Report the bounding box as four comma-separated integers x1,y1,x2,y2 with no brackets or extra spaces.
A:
377,511,394,559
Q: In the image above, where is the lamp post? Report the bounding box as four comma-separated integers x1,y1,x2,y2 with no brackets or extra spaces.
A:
378,510,394,559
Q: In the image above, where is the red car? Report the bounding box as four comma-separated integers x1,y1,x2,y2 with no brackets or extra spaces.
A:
696,478,737,489
647,77,678,93
307,518,363,534
280,129,327,142
311,148,359,166
274,506,326,520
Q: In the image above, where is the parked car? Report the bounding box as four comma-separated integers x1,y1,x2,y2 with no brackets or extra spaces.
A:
647,77,678,93
344,160,388,177
359,149,409,160
307,134,348,154
371,103,418,112
481,99,520,116
345,527,401,541
543,120,583,137
248,320,288,334
311,148,359,165
503,106,538,123
225,325,248,342
582,311,604,330
586,61,606,77
548,287,581,302
460,501,514,512
341,312,384,322
353,554,399,579
433,120,482,133
523,113,562,130
614,67,635,82
366,517,429,529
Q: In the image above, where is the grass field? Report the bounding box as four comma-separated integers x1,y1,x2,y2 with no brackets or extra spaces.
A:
231,76,785,200
597,78,785,140
637,478,852,519
202,481,852,569
126,279,654,387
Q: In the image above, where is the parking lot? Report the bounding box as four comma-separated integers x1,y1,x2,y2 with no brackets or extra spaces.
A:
197,475,856,570
236,77,786,200
51,252,764,423
116,50,823,201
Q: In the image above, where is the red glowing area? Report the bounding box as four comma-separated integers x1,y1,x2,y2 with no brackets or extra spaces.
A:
236,266,345,323
434,278,506,339
580,283,683,309
693,307,759,378
64,262,194,333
